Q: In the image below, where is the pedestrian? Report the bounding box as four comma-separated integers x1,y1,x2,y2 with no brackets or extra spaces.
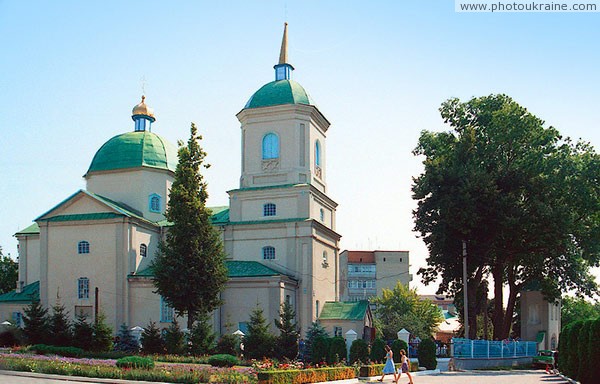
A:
397,349,414,384
378,345,397,382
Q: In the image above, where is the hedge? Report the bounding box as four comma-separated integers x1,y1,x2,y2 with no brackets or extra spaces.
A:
257,366,355,384
115,356,155,369
29,344,84,357
207,354,240,367
358,360,418,377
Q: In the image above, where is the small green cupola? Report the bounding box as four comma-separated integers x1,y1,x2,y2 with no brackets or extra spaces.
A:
244,23,314,110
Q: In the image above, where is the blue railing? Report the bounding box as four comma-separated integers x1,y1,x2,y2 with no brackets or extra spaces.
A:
452,338,537,358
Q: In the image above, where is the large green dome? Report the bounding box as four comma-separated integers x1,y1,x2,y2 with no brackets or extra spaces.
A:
245,79,314,109
87,131,177,174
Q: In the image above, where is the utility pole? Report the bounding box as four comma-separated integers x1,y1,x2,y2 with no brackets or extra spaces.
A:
462,240,469,339
94,287,99,325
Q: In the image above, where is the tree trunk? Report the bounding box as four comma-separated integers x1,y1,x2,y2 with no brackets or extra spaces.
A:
467,266,485,339
187,309,195,330
492,262,504,340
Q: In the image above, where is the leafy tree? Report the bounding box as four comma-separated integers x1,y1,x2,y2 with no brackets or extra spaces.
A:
370,338,386,363
115,323,139,353
273,301,299,360
48,299,72,347
561,296,600,328
152,123,228,329
244,305,274,359
413,94,600,339
188,314,216,356
72,314,94,351
349,339,369,364
163,320,186,355
391,339,408,360
0,247,18,295
589,319,600,380
304,321,328,363
140,321,165,354
566,320,584,379
578,320,593,384
372,282,443,339
22,300,49,345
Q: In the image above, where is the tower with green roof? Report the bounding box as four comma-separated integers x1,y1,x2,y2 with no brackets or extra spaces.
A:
225,23,341,336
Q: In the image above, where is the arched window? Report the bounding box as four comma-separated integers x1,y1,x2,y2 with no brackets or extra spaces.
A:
315,140,321,167
319,208,325,222
263,203,276,217
262,133,279,159
322,251,328,263
78,277,89,299
263,246,276,260
78,241,90,254
140,244,147,258
149,194,161,213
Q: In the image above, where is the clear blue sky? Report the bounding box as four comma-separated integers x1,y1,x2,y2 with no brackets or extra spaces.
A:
1,1,598,294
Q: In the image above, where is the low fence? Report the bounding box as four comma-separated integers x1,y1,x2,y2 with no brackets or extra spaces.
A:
451,338,537,358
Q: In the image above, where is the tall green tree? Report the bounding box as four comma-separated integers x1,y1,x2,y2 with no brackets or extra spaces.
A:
244,305,274,359
273,301,299,360
22,300,49,345
48,299,72,347
72,314,94,351
413,94,600,339
152,123,228,329
91,313,113,352
0,247,18,295
372,282,443,339
140,321,165,354
188,314,216,355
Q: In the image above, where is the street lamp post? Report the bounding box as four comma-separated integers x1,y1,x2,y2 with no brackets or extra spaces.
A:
463,240,469,339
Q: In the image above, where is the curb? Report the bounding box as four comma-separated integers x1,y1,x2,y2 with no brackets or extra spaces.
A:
0,369,170,384
558,372,580,384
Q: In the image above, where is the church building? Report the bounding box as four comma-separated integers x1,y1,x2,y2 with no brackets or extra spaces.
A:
0,24,343,337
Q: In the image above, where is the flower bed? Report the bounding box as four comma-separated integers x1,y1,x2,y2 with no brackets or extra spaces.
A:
0,354,256,384
256,366,356,384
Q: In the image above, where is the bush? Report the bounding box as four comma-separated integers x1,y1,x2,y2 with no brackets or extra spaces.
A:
207,353,240,367
358,360,418,377
567,320,584,379
115,356,155,369
256,366,355,384
417,338,437,370
72,315,94,351
391,339,409,361
349,339,369,364
311,336,330,364
215,333,238,355
578,320,593,383
29,344,84,357
589,319,600,382
188,315,215,356
327,337,347,365
0,327,23,347
163,320,186,355
370,338,386,363
558,324,571,374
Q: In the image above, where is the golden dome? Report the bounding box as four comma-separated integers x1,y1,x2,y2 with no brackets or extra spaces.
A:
132,95,155,119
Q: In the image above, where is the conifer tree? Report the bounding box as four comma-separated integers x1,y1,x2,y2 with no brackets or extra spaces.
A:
304,321,328,363
163,320,186,355
273,301,299,360
152,123,228,329
72,314,94,351
48,299,72,347
22,300,49,345
244,305,274,359
141,321,165,354
91,313,113,352
114,323,139,353
188,314,216,356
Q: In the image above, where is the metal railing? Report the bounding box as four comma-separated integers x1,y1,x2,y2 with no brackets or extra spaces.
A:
451,338,537,358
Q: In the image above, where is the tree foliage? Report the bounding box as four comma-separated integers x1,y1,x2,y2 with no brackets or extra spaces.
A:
273,301,299,360
413,94,600,339
72,314,94,351
372,282,443,339
152,123,228,329
115,323,139,353
349,339,369,364
0,247,18,295
370,338,386,363
22,300,49,345
561,296,600,328
188,314,216,356
91,313,113,352
244,305,274,359
327,337,347,364
304,321,328,363
163,320,186,355
140,321,165,354
417,338,437,370
48,299,72,347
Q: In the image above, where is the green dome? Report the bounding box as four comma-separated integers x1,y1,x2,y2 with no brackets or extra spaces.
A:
245,79,314,109
87,131,178,174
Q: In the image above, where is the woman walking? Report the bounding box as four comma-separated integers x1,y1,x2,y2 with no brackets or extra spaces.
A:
378,345,398,382
397,349,414,384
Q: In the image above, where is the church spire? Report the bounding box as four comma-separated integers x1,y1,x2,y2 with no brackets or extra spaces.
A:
132,95,155,132
274,22,294,81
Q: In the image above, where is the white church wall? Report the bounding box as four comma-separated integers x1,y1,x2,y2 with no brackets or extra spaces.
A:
17,234,40,286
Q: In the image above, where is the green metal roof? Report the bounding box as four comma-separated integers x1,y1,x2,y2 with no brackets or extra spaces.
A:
0,281,39,303
40,212,123,222
86,131,178,174
15,223,40,235
130,261,291,279
319,300,369,321
245,80,313,109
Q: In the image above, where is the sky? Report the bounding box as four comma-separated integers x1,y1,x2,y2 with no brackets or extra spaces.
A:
1,1,598,295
